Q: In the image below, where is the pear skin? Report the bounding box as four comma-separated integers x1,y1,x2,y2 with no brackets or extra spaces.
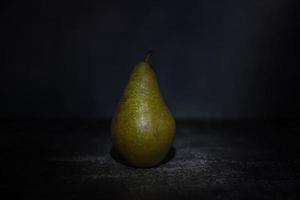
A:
111,51,176,167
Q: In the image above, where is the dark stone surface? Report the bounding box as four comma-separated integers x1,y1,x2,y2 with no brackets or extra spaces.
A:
1,119,300,199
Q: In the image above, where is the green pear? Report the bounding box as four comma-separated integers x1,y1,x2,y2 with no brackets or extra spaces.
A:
111,50,176,167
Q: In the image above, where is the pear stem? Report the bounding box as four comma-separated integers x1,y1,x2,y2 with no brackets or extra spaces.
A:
144,49,154,63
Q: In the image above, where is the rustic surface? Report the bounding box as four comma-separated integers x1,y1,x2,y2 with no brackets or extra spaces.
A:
1,119,300,199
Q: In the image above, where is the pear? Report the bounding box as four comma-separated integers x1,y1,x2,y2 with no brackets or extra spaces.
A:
111,50,176,167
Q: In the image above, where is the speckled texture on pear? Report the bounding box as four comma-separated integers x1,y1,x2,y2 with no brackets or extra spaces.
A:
111,62,176,167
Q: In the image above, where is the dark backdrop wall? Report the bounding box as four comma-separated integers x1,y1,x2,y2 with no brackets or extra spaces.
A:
1,0,299,119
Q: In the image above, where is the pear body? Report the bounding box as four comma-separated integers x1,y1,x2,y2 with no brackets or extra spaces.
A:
111,61,175,167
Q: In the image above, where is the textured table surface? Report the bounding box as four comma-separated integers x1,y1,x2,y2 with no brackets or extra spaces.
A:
1,119,300,199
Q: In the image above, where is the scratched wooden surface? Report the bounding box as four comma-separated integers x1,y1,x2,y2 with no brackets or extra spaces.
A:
1,119,300,199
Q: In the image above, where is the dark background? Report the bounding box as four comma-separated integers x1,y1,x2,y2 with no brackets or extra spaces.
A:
1,1,300,199
1,0,300,119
